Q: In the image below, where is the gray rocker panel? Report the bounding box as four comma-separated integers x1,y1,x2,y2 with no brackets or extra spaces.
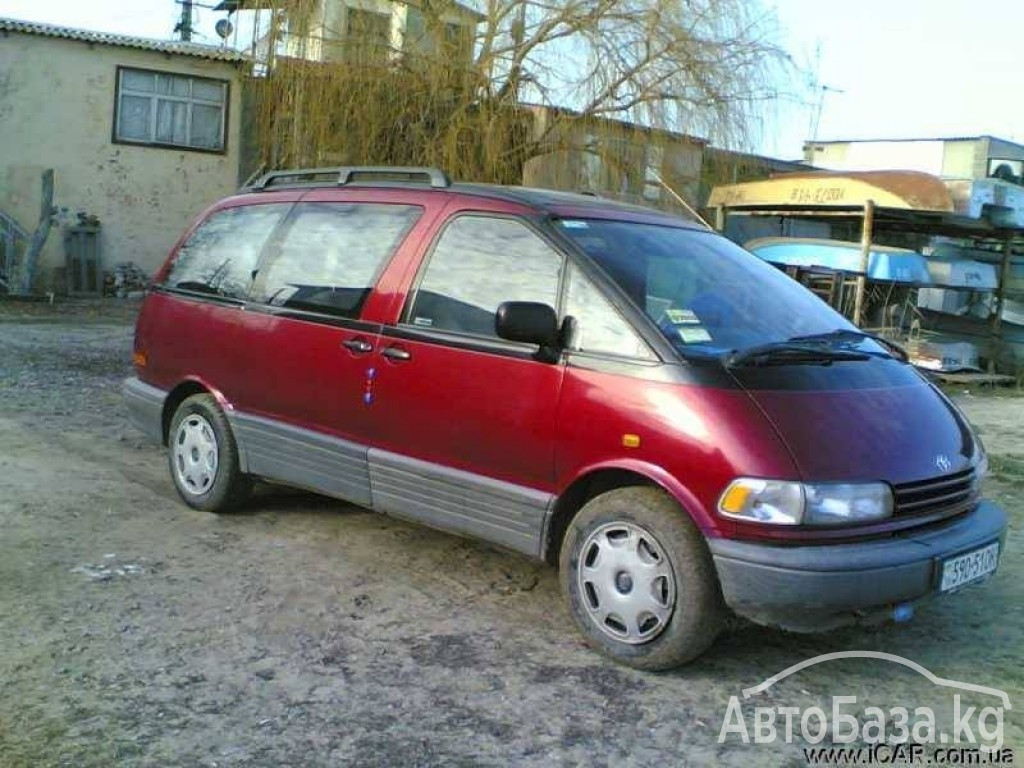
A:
122,377,165,443
230,412,373,507
367,448,553,557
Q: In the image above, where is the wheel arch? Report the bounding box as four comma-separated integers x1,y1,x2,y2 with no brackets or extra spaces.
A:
161,378,231,445
543,460,712,565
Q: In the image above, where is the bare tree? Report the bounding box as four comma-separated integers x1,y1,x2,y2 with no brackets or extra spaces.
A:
238,0,788,188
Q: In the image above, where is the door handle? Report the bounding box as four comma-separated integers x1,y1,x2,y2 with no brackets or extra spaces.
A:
381,345,412,362
341,337,373,354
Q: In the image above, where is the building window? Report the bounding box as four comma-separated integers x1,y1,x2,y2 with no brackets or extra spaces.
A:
346,8,392,64
114,67,228,152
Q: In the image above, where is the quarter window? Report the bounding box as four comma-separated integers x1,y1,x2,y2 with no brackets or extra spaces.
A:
408,216,563,338
115,68,228,151
566,265,652,359
256,203,420,318
165,204,290,299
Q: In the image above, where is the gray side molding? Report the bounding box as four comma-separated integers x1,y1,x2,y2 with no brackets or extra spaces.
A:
368,448,553,558
122,377,166,442
231,412,373,507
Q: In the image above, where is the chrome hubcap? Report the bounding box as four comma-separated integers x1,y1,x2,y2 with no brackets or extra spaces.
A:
577,521,676,644
172,414,218,496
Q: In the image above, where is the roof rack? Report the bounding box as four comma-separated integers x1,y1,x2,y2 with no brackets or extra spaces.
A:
250,166,451,191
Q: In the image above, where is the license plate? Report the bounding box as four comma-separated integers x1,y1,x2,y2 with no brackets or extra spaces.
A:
939,542,1000,592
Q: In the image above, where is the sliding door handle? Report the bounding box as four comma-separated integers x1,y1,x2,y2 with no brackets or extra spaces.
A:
341,337,373,354
381,345,412,362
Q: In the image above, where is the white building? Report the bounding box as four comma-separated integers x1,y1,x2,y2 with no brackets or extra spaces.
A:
0,18,247,292
215,0,483,67
804,135,1024,183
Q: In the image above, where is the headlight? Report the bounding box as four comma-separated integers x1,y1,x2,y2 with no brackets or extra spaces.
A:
718,479,803,525
718,478,893,526
803,482,892,525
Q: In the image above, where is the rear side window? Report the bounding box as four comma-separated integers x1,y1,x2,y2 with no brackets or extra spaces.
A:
164,204,289,299
407,216,563,338
255,202,420,318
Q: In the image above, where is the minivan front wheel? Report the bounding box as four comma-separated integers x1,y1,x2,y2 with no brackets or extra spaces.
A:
559,486,723,670
168,394,251,512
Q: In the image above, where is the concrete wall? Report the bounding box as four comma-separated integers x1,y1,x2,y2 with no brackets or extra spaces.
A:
0,32,243,289
940,140,979,179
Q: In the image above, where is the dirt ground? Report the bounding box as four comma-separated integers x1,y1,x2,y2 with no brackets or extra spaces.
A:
0,299,1021,767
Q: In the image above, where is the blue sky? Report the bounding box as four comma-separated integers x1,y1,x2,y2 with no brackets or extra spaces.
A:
2,0,1021,160
767,0,1024,158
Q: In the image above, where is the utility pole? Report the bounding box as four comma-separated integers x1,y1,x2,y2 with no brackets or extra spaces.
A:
175,0,194,41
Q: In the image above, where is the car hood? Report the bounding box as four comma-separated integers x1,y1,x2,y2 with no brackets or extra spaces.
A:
731,361,977,484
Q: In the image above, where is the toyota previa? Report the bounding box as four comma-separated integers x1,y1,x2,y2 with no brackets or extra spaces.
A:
124,167,1006,669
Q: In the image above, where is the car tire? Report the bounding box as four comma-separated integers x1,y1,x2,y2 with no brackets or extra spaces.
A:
559,486,724,670
167,393,252,512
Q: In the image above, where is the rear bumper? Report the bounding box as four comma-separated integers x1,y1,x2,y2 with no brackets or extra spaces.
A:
708,501,1007,632
122,377,166,443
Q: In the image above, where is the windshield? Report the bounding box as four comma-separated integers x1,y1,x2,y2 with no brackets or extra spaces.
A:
556,218,866,359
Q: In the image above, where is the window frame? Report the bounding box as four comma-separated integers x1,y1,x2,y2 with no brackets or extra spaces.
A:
158,201,293,304
112,65,231,155
545,216,679,365
401,212,569,344
563,261,656,362
399,211,659,365
248,200,423,321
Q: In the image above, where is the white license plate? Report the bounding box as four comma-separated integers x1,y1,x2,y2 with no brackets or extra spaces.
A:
939,542,1000,592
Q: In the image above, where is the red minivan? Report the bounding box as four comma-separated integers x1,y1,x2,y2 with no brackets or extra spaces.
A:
124,167,1006,670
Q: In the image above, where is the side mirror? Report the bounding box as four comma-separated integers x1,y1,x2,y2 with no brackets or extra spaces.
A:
495,301,559,348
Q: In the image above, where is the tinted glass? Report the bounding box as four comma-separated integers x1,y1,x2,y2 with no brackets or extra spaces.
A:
558,219,864,358
566,264,652,359
408,216,563,338
257,203,420,318
165,204,289,299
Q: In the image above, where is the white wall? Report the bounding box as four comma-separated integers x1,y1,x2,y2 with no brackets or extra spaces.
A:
808,140,947,175
0,32,243,289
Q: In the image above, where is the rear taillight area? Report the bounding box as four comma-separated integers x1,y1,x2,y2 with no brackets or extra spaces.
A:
131,295,156,376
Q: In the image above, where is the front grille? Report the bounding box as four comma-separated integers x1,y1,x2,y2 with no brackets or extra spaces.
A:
893,467,977,518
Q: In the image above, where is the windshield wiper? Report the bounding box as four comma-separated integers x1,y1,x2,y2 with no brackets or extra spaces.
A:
788,329,908,362
724,342,870,368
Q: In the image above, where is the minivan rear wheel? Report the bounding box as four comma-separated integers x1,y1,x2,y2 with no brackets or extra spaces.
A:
168,394,251,512
559,486,723,670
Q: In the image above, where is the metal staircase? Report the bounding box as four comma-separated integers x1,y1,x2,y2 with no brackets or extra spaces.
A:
0,209,30,294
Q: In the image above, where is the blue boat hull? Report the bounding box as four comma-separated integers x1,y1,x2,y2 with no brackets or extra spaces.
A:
745,238,933,285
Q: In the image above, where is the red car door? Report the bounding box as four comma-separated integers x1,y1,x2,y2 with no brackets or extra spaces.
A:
365,211,567,555
226,196,432,505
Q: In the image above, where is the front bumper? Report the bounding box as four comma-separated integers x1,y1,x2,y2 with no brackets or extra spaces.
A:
708,501,1007,632
122,376,166,443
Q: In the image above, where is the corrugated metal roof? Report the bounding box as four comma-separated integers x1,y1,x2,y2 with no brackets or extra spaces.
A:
0,17,247,62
